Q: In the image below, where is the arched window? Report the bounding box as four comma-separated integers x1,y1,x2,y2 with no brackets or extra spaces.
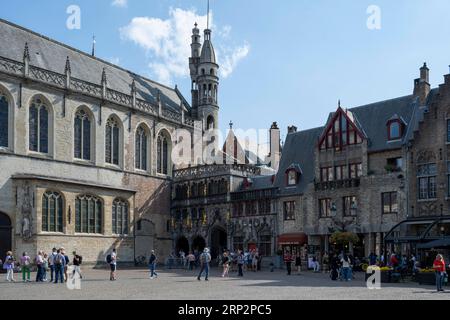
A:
105,117,120,165
42,191,63,232
207,116,215,130
0,93,8,148
210,69,214,75
29,97,49,153
388,121,401,140
157,132,170,175
75,195,102,234
74,109,91,160
112,199,129,235
135,125,148,171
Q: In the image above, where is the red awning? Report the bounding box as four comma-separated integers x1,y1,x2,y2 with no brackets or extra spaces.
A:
278,233,308,245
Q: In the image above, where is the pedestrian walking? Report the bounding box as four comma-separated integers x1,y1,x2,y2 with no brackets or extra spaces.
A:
107,248,117,281
20,252,31,282
4,251,15,282
341,254,352,281
433,254,447,292
72,251,83,279
330,254,339,281
187,251,196,270
237,250,244,277
284,252,293,275
295,254,302,275
48,248,57,282
54,249,65,284
197,248,211,281
148,250,158,279
222,251,230,278
35,251,44,282
62,249,69,282
42,253,49,281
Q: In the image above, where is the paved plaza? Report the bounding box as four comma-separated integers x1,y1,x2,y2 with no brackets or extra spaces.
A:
0,268,449,300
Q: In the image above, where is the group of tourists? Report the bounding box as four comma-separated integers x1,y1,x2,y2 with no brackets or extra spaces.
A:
2,248,83,283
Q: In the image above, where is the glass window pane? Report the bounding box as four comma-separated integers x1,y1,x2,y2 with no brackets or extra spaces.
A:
82,117,91,160
113,126,119,165
42,194,48,231
39,107,48,153
0,96,8,148
74,116,82,159
29,105,38,152
75,199,81,232
95,201,102,234
57,197,63,232
105,125,112,164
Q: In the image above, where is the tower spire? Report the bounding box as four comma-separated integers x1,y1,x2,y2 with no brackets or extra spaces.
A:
91,35,96,57
207,0,210,30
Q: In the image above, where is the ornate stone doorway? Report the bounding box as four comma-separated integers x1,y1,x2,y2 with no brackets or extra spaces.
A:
210,227,227,259
0,212,12,270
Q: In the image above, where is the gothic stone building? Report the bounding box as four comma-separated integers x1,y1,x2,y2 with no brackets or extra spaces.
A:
0,19,217,264
171,125,280,260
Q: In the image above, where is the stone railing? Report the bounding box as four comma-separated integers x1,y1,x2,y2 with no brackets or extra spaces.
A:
174,164,261,180
314,178,361,191
0,56,195,127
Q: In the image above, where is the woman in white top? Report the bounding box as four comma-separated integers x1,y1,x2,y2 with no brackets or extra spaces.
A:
340,255,352,281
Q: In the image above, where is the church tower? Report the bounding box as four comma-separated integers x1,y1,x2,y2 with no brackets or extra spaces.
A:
190,21,220,131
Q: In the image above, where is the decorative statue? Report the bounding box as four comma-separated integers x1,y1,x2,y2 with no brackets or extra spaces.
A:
21,185,33,240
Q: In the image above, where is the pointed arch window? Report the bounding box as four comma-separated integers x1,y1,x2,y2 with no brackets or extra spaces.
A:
29,97,49,153
135,125,148,171
75,195,102,234
74,109,91,160
0,93,8,148
112,199,129,235
105,117,120,165
42,191,63,232
157,133,170,175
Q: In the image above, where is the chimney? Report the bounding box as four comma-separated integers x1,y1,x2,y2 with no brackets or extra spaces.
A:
269,122,281,171
413,63,431,105
288,125,298,134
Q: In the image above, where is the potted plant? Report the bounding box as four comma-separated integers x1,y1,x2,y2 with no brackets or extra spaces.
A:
416,268,438,285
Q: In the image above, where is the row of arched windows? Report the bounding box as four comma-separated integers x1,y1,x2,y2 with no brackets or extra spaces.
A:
0,90,172,175
41,191,129,235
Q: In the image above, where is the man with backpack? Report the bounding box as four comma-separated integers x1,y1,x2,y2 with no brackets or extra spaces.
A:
72,251,83,279
197,248,211,281
107,249,117,281
54,249,65,284
148,250,158,279
48,248,57,282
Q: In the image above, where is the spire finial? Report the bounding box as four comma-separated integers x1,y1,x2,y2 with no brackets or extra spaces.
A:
65,56,71,74
23,42,30,61
207,0,210,30
229,120,233,129
338,99,341,108
91,35,96,57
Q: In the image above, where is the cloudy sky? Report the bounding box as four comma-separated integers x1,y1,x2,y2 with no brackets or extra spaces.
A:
3,0,450,143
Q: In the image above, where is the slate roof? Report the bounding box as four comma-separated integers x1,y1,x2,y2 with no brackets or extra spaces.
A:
0,18,189,114
274,92,434,197
274,127,324,196
237,175,275,192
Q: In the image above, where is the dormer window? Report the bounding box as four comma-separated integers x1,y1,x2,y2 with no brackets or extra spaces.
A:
387,115,406,141
287,170,297,185
388,121,401,140
285,164,302,186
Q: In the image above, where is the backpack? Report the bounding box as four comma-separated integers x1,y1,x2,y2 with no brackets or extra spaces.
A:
54,254,63,265
77,255,83,265
106,255,112,264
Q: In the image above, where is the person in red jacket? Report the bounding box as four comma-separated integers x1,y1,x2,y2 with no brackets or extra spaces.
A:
433,254,447,292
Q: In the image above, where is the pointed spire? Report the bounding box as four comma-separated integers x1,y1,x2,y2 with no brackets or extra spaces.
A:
65,56,71,89
23,42,30,62
131,79,136,108
65,56,71,74
91,35,96,57
207,0,210,30
23,42,30,77
338,99,341,108
101,68,107,99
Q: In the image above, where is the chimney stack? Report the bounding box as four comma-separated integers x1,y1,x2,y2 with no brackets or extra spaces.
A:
413,63,431,105
268,122,281,172
288,125,298,134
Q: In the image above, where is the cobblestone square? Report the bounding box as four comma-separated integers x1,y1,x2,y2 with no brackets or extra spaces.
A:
0,268,449,300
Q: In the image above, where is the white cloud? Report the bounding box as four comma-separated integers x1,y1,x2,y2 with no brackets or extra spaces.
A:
119,7,249,84
112,0,127,8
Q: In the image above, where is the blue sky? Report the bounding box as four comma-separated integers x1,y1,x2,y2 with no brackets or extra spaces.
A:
2,0,450,143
